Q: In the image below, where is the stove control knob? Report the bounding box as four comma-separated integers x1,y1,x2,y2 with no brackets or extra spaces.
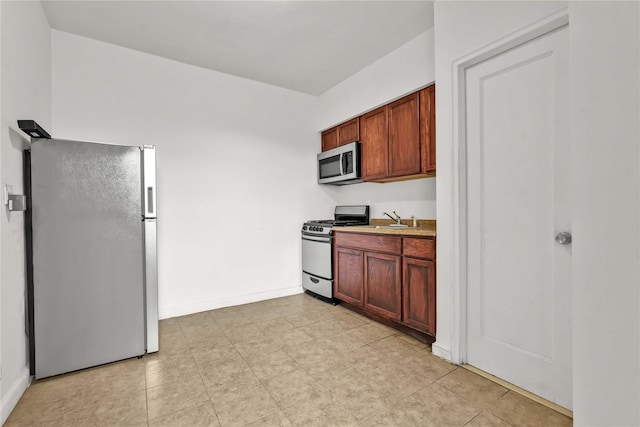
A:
303,226,307,231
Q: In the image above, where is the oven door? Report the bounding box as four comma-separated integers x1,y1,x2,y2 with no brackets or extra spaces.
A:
301,233,332,280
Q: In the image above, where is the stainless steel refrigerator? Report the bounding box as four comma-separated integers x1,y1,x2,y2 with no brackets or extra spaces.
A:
25,138,158,379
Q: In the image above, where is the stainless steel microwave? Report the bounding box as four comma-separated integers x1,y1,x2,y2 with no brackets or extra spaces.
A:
317,141,361,185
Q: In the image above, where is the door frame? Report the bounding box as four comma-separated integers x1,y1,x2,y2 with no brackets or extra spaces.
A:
448,6,569,365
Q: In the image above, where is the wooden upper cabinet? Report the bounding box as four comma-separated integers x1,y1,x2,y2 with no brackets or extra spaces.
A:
321,127,338,152
321,118,360,152
321,85,435,178
337,118,359,146
361,106,389,181
420,86,436,173
360,85,436,182
388,93,421,178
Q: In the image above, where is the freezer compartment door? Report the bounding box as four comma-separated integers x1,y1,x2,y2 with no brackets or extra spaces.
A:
30,139,145,378
142,145,157,219
144,219,159,353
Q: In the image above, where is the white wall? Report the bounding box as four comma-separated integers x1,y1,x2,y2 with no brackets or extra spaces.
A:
0,1,51,423
315,30,434,130
51,30,329,319
432,0,564,361
569,2,640,424
315,30,436,220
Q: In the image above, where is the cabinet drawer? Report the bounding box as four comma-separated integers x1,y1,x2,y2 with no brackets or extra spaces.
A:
334,232,401,254
403,237,435,259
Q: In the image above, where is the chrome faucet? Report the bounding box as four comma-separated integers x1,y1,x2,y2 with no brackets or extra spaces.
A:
384,211,402,225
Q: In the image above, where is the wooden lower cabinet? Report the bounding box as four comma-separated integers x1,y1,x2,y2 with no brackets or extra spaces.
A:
334,231,436,337
403,257,436,335
334,247,364,306
364,252,401,321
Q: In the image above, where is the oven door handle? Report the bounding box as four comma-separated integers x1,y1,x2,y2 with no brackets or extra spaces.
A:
302,234,332,243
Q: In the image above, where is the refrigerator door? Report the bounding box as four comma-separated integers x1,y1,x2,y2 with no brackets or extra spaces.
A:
142,145,156,219
142,145,158,353
31,139,145,378
144,218,158,353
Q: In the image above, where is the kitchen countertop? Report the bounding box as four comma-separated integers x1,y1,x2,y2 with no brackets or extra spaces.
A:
335,219,436,237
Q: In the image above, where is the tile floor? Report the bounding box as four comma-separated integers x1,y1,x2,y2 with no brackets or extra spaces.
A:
6,293,572,427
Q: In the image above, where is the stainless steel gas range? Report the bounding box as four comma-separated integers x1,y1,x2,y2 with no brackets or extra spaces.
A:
301,205,369,303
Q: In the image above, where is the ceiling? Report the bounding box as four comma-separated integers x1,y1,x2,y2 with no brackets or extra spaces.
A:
41,1,434,96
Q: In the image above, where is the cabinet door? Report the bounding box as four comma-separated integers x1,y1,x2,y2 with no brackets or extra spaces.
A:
360,106,388,181
322,127,338,152
334,247,364,306
388,93,421,178
337,118,359,146
364,252,401,321
420,86,436,174
402,257,436,335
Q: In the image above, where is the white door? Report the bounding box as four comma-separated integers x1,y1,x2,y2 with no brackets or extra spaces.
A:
465,25,571,409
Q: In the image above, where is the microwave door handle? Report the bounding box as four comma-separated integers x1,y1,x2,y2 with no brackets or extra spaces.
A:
339,153,345,176
341,153,348,175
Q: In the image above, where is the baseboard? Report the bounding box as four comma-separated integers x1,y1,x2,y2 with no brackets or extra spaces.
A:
159,286,304,319
431,341,453,362
1,366,31,425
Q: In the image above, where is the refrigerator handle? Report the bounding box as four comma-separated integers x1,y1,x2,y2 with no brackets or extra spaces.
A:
147,187,154,215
